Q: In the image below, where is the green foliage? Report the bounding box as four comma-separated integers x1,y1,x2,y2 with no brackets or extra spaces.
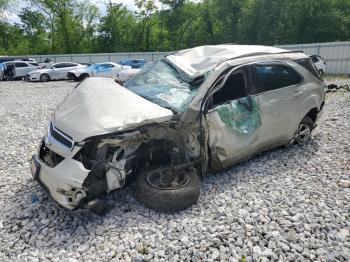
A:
239,255,246,262
0,0,350,55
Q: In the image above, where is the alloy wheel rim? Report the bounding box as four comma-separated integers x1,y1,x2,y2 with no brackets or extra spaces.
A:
146,169,190,190
297,123,311,144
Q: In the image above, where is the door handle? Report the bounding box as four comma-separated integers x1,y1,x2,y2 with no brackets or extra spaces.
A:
294,91,303,96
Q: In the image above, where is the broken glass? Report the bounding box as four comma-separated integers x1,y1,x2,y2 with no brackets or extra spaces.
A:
215,97,261,134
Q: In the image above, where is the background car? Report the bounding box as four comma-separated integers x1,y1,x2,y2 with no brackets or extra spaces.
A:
114,62,152,84
0,56,36,63
67,62,131,81
118,59,147,68
26,62,85,82
310,55,326,75
0,61,40,80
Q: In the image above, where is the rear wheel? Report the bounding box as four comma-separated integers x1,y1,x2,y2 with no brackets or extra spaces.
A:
135,168,201,211
79,73,89,81
295,116,314,145
40,73,50,82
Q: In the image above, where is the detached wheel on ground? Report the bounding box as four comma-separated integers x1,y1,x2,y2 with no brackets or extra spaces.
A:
135,168,201,211
40,73,50,82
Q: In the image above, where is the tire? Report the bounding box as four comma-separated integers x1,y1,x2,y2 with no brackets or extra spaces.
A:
79,73,89,81
40,73,50,82
318,69,324,76
295,116,314,145
135,169,201,211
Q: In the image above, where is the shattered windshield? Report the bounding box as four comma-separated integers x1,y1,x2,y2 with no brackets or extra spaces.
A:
124,60,202,112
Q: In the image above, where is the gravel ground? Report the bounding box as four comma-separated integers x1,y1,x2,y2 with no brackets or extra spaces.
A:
0,78,349,262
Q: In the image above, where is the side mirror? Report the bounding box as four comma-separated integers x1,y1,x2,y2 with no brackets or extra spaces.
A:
238,95,253,111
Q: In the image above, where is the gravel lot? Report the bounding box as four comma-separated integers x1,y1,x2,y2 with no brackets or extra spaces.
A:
0,78,349,262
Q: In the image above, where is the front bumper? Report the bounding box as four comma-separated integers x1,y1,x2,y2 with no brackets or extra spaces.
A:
26,74,39,81
31,149,90,210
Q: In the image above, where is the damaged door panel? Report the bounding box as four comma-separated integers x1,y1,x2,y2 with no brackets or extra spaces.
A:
205,66,262,171
30,45,326,213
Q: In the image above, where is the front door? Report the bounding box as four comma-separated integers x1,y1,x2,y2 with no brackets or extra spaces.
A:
205,66,262,171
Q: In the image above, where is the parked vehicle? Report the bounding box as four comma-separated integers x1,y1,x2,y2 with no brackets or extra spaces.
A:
114,63,152,84
67,62,130,81
26,62,84,82
0,61,40,80
31,45,325,213
310,55,326,75
0,56,36,63
26,62,85,82
119,59,147,69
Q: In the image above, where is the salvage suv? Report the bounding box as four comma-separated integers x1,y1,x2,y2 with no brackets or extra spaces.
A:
31,45,325,212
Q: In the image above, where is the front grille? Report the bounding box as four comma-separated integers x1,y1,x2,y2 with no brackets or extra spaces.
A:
49,122,74,149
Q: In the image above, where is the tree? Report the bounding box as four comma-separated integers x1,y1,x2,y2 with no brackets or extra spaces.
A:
98,1,136,52
134,0,158,51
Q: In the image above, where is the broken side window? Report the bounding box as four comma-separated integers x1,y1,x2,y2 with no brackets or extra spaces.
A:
212,72,247,107
208,67,261,134
215,97,262,134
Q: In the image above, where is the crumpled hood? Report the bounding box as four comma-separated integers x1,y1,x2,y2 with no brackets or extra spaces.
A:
53,78,173,142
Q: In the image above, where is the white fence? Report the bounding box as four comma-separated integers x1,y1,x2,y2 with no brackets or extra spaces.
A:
19,41,350,75
28,52,169,65
278,41,350,75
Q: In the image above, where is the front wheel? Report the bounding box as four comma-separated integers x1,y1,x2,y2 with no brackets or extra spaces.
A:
40,74,50,82
135,168,201,211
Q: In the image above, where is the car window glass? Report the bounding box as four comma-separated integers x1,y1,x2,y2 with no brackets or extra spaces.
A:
254,64,302,94
15,62,28,67
67,63,77,67
29,62,39,66
311,56,319,63
212,72,247,107
295,59,321,80
53,63,65,68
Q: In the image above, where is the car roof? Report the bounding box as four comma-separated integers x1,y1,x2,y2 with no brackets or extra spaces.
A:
166,44,304,77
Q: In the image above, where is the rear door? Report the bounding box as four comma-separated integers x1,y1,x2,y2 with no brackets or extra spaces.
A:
205,66,263,170
56,63,77,79
14,62,30,77
251,62,304,148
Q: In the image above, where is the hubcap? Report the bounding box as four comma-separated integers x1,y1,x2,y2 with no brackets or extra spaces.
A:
296,123,311,144
146,169,190,190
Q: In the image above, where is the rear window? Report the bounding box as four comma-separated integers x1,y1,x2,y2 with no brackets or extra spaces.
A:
253,64,302,94
295,59,321,80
